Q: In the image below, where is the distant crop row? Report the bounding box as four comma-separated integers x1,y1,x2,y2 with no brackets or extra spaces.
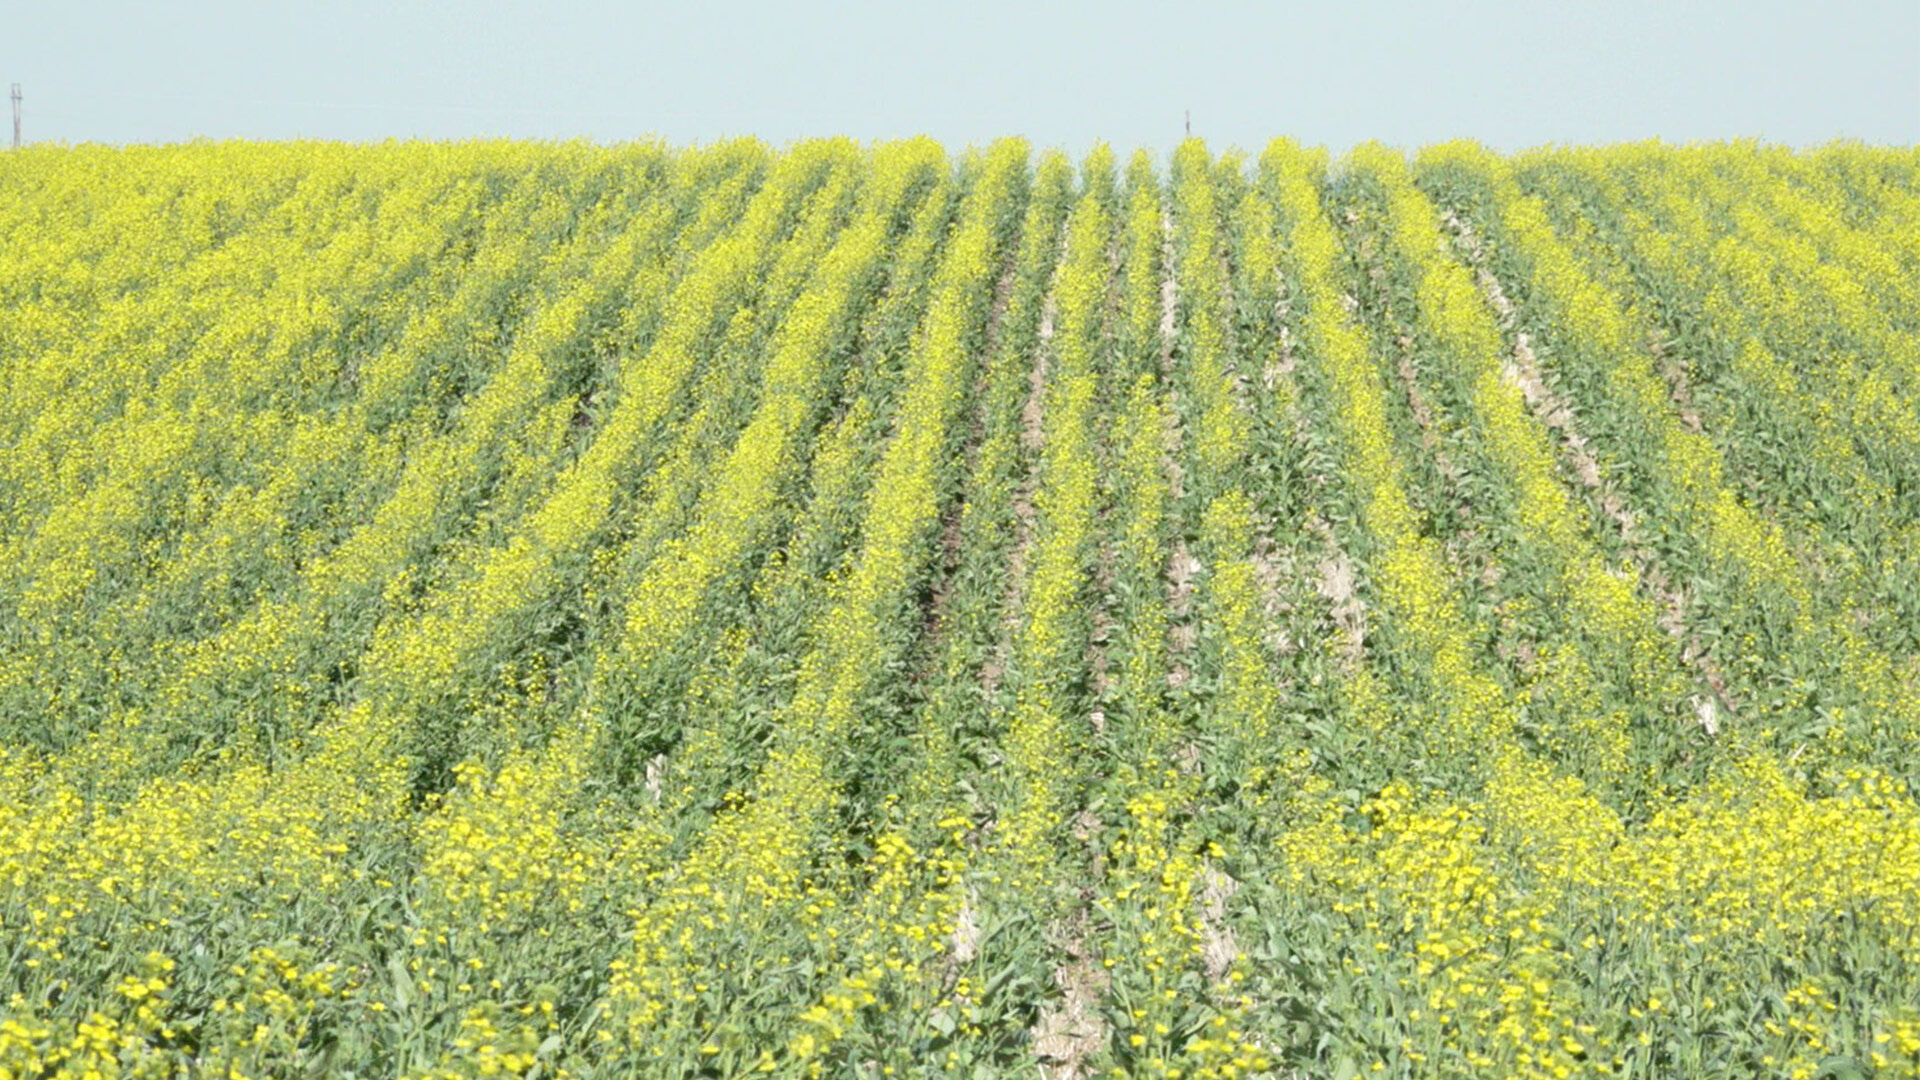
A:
1,136,1916,1079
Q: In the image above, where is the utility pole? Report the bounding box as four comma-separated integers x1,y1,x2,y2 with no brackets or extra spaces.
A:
1184,108,1190,138
10,84,20,149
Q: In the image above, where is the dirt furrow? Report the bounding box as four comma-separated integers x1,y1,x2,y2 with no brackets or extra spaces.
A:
979,282,1054,701
1158,208,1199,698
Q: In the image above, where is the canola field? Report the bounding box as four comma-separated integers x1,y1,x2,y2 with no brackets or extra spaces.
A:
1,136,1918,1079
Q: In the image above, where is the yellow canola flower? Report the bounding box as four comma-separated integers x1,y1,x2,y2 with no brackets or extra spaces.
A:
608,138,1029,1044
415,141,950,931
1439,143,1919,759
996,176,1111,888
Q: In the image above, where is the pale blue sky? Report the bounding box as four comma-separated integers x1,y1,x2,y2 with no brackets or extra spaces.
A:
3,0,1915,153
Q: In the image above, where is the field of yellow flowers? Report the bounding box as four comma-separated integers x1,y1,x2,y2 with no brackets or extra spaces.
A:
2,135,1918,1078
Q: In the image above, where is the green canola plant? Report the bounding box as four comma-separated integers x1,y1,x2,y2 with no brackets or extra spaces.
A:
0,137,1917,1079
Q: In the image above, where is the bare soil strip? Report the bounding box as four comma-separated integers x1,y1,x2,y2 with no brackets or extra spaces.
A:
1032,906,1110,1080
1158,209,1198,695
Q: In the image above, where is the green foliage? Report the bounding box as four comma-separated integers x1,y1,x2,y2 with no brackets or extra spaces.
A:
2,137,1917,1078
